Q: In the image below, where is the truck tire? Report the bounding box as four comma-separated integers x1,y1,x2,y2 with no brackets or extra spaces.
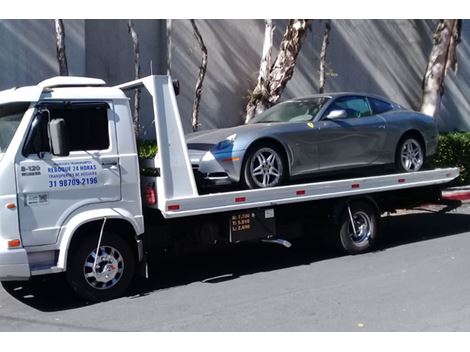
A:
66,232,136,302
336,200,379,255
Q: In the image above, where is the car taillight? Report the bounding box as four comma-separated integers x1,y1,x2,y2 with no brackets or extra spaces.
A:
145,183,157,206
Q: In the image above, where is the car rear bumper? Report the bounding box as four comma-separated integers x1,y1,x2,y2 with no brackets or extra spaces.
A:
0,248,31,281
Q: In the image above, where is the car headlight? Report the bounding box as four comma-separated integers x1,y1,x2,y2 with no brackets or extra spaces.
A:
213,133,237,151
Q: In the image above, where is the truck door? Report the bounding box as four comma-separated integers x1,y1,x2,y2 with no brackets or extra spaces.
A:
15,102,121,246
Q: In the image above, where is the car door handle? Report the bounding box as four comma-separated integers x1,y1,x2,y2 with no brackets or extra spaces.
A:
379,125,386,129
102,161,118,167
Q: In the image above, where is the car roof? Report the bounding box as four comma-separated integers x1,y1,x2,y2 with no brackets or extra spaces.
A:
290,92,391,101
287,92,404,109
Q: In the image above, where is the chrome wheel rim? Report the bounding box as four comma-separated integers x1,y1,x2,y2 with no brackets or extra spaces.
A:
348,211,372,245
250,147,283,188
83,245,124,290
400,139,423,171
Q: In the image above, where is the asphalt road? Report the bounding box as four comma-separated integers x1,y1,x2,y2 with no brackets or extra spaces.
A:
1,202,470,331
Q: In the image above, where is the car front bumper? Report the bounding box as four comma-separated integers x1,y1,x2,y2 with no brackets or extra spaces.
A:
189,149,245,185
0,248,31,281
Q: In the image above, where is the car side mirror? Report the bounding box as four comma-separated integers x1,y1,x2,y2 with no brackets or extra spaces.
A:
326,109,348,119
49,118,70,157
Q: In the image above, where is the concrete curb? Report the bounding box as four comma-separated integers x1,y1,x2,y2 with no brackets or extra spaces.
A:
442,187,470,202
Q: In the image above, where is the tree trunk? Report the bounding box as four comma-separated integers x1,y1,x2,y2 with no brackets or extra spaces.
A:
127,20,141,137
420,19,461,118
245,19,310,123
190,19,208,132
245,19,274,123
166,19,172,75
318,20,331,94
54,19,68,76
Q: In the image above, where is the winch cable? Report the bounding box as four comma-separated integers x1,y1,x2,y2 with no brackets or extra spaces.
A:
92,217,107,274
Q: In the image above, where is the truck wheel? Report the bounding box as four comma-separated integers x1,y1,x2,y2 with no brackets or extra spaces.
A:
66,232,136,302
337,200,379,255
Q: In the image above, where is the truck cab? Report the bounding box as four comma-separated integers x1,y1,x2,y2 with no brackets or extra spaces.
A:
0,77,144,299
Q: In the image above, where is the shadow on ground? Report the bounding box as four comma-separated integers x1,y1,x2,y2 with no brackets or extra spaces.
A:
3,208,470,312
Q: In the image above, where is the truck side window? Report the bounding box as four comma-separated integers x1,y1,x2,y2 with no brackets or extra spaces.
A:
53,105,109,151
24,103,110,155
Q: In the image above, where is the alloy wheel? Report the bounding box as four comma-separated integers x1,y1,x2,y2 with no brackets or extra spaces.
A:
400,139,423,172
249,147,283,188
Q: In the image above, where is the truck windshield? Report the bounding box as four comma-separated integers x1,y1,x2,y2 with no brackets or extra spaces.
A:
0,102,30,160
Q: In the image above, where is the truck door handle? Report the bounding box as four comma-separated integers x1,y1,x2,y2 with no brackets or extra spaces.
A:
102,161,118,167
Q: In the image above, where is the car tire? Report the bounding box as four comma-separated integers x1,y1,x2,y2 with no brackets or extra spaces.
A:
242,143,287,189
335,200,379,255
66,232,136,302
395,135,425,172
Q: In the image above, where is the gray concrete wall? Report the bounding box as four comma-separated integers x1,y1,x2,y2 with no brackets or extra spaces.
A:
0,19,84,89
1,19,469,135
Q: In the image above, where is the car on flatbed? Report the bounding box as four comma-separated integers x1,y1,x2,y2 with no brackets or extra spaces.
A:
187,93,438,189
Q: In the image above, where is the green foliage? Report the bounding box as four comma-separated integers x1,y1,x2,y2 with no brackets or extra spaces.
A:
431,132,470,185
137,139,158,159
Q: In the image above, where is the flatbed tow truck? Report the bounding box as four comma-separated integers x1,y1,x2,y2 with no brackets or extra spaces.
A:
0,75,459,301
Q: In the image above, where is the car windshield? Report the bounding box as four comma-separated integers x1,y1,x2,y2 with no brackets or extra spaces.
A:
0,102,30,161
249,97,330,124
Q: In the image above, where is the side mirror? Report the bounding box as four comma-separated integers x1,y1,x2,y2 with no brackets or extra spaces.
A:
326,109,348,119
48,118,70,156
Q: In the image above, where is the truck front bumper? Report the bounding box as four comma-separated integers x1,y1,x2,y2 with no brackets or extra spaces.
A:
0,248,30,281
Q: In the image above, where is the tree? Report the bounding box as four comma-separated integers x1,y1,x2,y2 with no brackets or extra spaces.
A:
166,19,172,75
245,19,310,123
420,19,462,118
245,19,274,122
54,19,68,76
190,19,208,132
127,19,141,137
318,20,331,94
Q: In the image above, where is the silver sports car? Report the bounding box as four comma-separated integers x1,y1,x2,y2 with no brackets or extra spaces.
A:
186,93,438,189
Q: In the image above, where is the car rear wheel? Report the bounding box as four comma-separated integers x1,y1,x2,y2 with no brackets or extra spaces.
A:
242,144,286,189
396,136,424,172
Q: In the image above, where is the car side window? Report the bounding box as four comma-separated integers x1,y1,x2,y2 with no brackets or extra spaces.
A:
368,97,394,114
24,103,110,156
324,96,372,119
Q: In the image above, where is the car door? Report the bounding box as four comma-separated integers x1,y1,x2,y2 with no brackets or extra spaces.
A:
317,95,387,171
15,102,121,246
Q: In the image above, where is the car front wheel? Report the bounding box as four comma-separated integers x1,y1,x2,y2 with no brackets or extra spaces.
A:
242,144,286,189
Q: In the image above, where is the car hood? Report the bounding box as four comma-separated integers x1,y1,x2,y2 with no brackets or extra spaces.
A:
185,123,272,145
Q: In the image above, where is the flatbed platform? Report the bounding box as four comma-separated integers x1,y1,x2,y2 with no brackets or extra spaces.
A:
142,168,459,218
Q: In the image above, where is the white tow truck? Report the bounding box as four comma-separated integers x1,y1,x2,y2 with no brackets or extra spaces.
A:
0,75,459,301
